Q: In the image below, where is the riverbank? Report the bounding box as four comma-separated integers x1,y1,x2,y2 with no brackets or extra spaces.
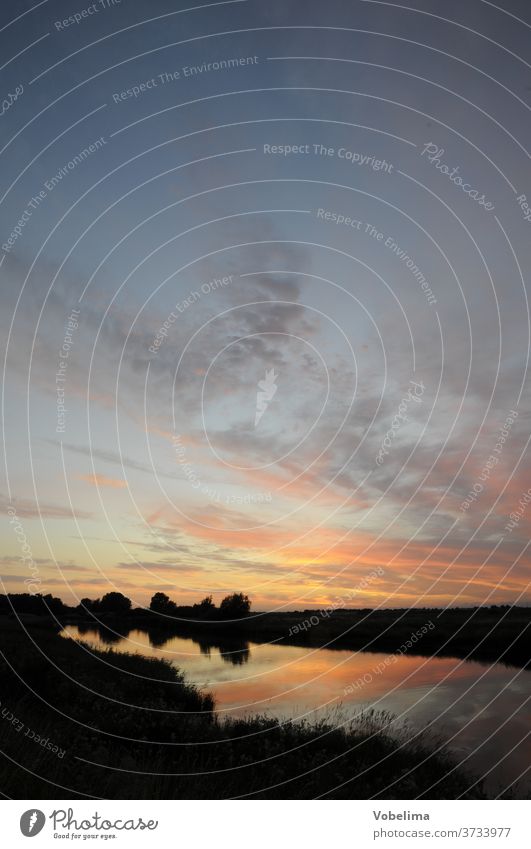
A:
0,620,486,799
54,605,531,670
245,605,531,669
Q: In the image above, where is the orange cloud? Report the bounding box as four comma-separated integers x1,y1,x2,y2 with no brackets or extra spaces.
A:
79,474,128,489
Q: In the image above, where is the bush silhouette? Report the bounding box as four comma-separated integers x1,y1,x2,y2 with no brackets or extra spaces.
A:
0,592,65,617
219,593,251,619
197,595,215,610
150,592,177,615
98,592,132,614
77,597,96,615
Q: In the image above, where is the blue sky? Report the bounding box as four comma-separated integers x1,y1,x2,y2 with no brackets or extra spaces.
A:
1,0,530,609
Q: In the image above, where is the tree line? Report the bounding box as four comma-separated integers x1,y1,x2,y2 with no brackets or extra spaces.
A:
0,590,251,620
149,591,250,618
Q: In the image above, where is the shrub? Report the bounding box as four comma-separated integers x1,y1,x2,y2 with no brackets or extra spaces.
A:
149,592,177,616
219,593,251,619
98,592,132,614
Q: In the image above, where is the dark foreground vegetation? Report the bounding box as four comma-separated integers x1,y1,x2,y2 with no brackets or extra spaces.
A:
0,620,486,799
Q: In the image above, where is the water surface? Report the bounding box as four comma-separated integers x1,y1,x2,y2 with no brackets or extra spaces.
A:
61,624,531,794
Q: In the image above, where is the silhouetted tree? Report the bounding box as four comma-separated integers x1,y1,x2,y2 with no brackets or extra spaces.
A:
219,592,251,619
77,597,97,615
98,592,131,614
149,592,177,615
196,595,215,610
0,592,66,616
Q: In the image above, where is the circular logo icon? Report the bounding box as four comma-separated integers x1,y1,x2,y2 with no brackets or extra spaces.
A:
20,810,46,837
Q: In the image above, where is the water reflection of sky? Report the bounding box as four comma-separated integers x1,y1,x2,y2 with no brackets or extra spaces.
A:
62,626,531,794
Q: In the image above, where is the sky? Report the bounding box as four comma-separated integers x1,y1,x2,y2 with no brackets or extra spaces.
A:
1,0,530,611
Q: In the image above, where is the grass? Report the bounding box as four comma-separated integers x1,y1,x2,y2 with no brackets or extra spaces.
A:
0,619,488,800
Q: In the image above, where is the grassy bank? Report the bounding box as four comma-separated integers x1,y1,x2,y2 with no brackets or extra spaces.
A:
0,620,486,799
